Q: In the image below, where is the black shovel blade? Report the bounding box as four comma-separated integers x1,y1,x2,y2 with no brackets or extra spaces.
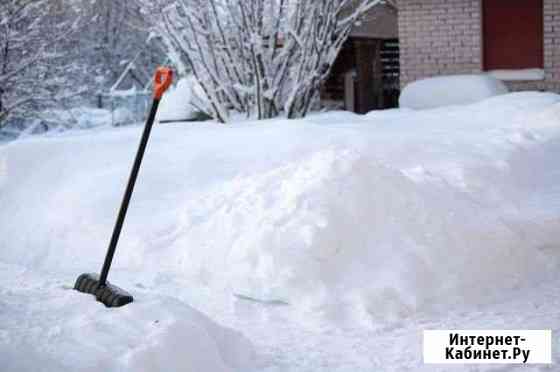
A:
74,273,133,308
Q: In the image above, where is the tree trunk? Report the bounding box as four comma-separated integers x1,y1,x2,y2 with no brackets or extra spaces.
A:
1,35,9,117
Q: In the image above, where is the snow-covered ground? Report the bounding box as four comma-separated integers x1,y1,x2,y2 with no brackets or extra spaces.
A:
1,92,560,371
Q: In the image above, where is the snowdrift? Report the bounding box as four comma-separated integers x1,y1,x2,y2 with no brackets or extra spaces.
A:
0,265,253,372
400,74,509,110
2,92,560,330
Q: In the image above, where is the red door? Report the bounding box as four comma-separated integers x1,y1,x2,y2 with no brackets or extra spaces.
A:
483,0,544,70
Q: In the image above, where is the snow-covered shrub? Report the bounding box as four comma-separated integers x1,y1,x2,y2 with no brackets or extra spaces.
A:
142,0,394,123
399,74,509,110
157,77,210,122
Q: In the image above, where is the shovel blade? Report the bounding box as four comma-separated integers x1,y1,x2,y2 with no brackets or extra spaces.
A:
74,273,133,308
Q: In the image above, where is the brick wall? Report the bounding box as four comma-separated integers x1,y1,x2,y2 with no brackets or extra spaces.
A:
398,0,482,87
543,0,560,91
398,0,560,92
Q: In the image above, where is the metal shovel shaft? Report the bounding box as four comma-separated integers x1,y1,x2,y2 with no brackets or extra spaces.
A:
98,99,160,286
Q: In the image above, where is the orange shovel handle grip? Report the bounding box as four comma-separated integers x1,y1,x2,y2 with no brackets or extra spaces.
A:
153,67,173,99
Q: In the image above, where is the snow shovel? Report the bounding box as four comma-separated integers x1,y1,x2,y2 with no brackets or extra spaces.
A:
74,67,173,308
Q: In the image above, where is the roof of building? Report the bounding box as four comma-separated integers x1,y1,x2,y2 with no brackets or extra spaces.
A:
350,4,398,39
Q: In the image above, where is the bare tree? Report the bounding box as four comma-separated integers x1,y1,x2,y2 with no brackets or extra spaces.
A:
143,0,393,123
81,1,161,91
0,0,79,128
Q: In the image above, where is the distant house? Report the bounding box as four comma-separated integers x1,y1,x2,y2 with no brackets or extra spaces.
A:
322,4,400,113
398,0,560,92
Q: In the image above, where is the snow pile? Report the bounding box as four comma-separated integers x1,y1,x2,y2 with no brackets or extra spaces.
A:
400,74,509,110
2,92,560,369
0,107,116,142
43,107,114,130
0,263,253,372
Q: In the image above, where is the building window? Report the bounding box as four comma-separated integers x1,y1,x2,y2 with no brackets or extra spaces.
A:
483,0,544,70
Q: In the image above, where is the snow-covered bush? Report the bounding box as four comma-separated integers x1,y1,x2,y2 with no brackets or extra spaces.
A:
143,0,393,123
399,74,509,110
157,76,210,122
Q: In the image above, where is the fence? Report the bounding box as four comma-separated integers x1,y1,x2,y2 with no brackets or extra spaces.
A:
97,91,152,126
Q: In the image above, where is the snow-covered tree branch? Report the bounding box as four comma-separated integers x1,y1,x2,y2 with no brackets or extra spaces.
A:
81,1,162,91
143,0,393,123
0,0,80,128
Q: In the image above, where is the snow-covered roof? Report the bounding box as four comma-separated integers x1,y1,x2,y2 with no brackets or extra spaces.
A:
350,4,398,39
